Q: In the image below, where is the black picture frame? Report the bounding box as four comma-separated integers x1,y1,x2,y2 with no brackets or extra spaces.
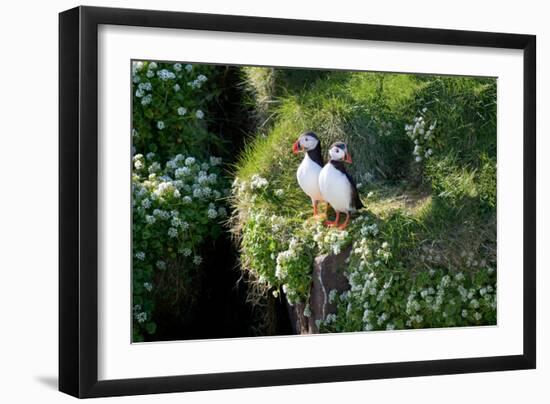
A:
59,5,536,398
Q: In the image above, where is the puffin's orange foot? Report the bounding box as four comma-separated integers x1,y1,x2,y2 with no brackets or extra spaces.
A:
338,214,350,230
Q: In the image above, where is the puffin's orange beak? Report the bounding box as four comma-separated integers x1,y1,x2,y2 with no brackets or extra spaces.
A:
345,152,353,164
293,141,302,154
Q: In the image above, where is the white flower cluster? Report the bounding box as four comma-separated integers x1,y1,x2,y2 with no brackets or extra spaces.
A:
378,120,393,137
133,154,145,170
342,219,395,329
405,109,436,163
135,81,152,98
157,69,176,81
313,225,349,255
188,74,208,89
249,174,269,191
133,304,148,323
209,156,222,166
135,312,147,324
133,154,226,241
132,61,144,76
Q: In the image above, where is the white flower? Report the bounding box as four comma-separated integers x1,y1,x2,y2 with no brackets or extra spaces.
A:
461,309,468,318
141,94,152,105
171,216,182,228
157,69,176,80
185,64,193,72
145,215,156,225
175,167,191,178
157,121,165,130
148,162,161,174
209,156,222,166
173,63,182,72
303,304,312,318
207,208,218,219
474,312,482,321
182,196,192,204
146,70,154,78
135,312,147,323
185,157,196,166
173,83,181,92
328,289,338,304
193,255,202,265
148,62,158,70
134,251,145,261
138,82,152,91
141,198,151,209
177,106,187,116
274,189,284,197
143,282,153,292
195,110,204,119
167,227,178,238
207,173,217,184
250,174,269,190
132,61,144,72
156,260,166,270
155,182,177,198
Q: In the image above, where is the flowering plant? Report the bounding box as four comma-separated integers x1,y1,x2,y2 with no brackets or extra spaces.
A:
132,61,224,161
405,107,437,164
132,153,228,341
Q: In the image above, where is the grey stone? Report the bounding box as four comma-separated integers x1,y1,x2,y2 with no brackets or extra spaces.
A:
286,246,351,334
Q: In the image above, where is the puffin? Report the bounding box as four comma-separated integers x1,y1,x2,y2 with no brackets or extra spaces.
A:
293,131,324,217
318,142,363,229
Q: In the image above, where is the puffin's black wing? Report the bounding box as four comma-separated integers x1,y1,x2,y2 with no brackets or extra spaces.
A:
344,171,364,210
331,161,364,210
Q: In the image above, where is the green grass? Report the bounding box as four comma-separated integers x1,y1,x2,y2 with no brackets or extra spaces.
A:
231,67,497,333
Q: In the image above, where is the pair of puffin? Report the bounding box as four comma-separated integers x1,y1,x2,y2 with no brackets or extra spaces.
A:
293,131,363,229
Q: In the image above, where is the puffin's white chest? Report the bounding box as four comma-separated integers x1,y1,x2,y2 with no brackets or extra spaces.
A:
319,163,353,212
296,154,323,201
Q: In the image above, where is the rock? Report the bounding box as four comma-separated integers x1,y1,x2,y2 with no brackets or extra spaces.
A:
286,246,351,334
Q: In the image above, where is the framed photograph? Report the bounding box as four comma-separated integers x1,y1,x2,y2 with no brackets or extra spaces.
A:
59,6,536,398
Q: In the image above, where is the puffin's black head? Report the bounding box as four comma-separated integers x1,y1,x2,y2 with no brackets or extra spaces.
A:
328,141,352,163
293,131,320,154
